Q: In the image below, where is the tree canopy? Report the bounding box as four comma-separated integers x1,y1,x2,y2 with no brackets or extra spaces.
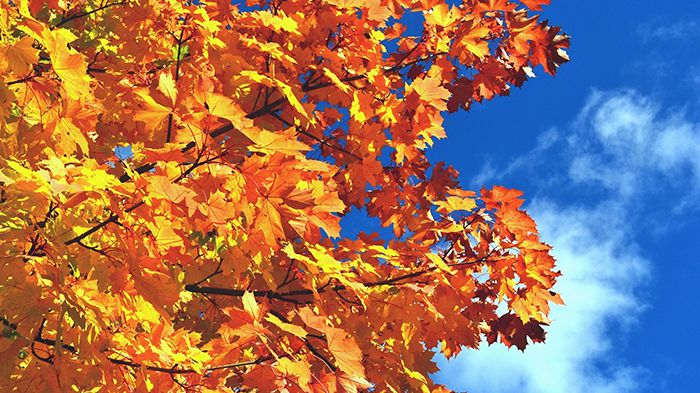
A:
0,0,569,391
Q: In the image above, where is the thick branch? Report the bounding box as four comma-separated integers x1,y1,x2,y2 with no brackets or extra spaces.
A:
185,254,492,299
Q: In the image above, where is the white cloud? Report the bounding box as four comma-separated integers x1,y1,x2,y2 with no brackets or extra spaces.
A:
435,88,700,393
569,90,700,200
637,20,700,42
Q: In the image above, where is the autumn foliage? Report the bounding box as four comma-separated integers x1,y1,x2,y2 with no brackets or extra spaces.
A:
0,0,568,391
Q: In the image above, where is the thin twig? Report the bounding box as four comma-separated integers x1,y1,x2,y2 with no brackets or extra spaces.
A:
56,1,126,27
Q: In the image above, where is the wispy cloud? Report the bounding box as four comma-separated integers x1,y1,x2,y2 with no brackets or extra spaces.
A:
435,88,700,393
569,90,700,209
637,20,700,42
470,128,560,189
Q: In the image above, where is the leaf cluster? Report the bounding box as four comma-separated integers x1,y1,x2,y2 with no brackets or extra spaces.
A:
0,0,568,391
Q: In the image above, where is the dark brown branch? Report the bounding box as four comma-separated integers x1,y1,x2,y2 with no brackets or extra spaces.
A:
165,115,175,145
184,285,311,305
121,45,428,183
185,252,498,300
119,92,283,183
56,1,126,27
66,147,221,246
20,318,272,374
63,199,146,246
303,51,448,92
269,112,361,160
246,97,287,119
75,240,109,256
193,259,223,286
64,213,118,246
391,38,425,71
207,356,273,371
165,25,187,144
6,71,39,86
305,341,336,372
26,232,43,258
333,287,362,307
277,260,296,290
266,310,334,371
34,335,77,353
119,122,233,182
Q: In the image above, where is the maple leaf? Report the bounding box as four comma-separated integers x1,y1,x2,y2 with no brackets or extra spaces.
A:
425,4,460,28
146,175,196,204
324,327,366,380
0,36,39,76
242,291,264,322
146,216,185,251
409,75,452,111
205,91,255,130
487,313,547,351
275,357,312,390
20,23,91,100
520,0,552,11
133,88,172,127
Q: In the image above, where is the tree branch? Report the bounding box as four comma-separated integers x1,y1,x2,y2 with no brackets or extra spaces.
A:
6,71,39,86
185,252,495,299
18,318,273,375
56,1,127,27
165,25,187,144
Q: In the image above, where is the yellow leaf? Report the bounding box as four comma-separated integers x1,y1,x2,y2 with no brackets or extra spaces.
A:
255,11,300,35
157,72,177,106
433,196,476,213
147,216,184,250
402,362,427,383
146,175,196,204
205,92,254,130
275,358,311,390
240,128,310,155
350,91,368,123
278,83,308,120
425,4,459,28
0,36,38,75
239,70,308,119
425,253,455,275
242,291,262,322
401,322,416,349
44,28,91,100
130,294,161,324
324,0,365,9
409,76,451,111
54,117,89,155
265,313,308,338
324,327,365,379
322,68,351,93
460,18,491,59
134,88,171,126
254,198,284,245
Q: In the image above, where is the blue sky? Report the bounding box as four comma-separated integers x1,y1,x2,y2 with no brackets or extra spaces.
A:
427,2,700,392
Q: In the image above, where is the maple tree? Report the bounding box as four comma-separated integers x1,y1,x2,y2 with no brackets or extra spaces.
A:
0,0,569,391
